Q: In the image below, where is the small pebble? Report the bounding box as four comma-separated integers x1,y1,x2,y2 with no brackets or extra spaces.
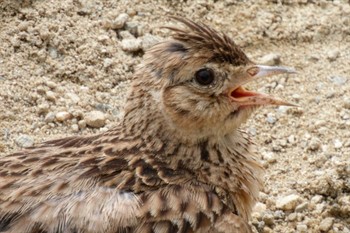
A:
55,111,72,122
308,54,320,62
46,90,56,102
125,21,143,37
71,124,79,132
334,139,342,149
44,112,56,123
121,38,142,52
119,30,135,39
15,134,34,148
292,94,301,101
97,35,110,44
262,213,274,226
262,151,277,164
296,224,308,232
266,113,276,124
288,213,297,221
308,138,321,151
85,111,106,128
343,97,350,109
295,202,308,212
66,93,80,104
45,80,57,89
273,210,285,219
329,76,347,86
78,119,87,129
288,135,296,144
277,106,289,114
276,194,301,211
37,103,50,115
112,13,129,29
253,202,267,215
327,50,339,62
103,58,114,68
141,34,161,51
319,217,334,232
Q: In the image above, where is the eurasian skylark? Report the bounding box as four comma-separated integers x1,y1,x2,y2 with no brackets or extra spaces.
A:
0,17,295,233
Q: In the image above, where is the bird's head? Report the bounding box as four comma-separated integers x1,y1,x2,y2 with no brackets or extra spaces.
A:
128,17,295,140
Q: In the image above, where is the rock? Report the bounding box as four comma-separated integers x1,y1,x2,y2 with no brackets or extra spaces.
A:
327,50,339,62
334,139,343,149
119,30,135,39
276,194,301,211
253,202,267,215
292,94,301,101
45,80,57,89
308,54,320,62
95,103,111,112
77,0,95,15
18,21,30,31
103,58,114,68
295,202,308,212
308,137,321,151
125,21,143,37
66,93,80,104
46,90,56,102
71,124,79,132
277,106,289,114
78,119,87,129
248,126,257,136
262,151,277,164
262,226,273,233
44,112,56,123
273,210,285,219
329,76,347,86
85,111,106,128
296,224,308,232
259,53,281,66
319,217,334,232
141,34,161,51
288,135,296,144
97,35,110,44
266,113,276,124
288,213,297,221
15,134,34,148
112,13,129,29
262,213,274,226
121,38,142,52
55,111,72,122
343,98,350,109
37,103,50,115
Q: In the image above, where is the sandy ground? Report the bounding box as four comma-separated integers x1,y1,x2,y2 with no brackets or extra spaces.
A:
0,0,349,232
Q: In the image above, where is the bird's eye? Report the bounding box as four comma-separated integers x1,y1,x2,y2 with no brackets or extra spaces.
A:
194,68,215,86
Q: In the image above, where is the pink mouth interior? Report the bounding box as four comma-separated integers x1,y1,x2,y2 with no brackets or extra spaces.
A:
230,86,259,99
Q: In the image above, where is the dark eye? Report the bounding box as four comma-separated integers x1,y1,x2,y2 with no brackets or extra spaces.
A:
194,68,215,86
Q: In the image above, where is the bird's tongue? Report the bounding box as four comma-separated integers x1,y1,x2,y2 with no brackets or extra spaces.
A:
230,86,295,106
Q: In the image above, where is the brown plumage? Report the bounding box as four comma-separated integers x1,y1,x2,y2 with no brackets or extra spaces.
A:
0,17,295,233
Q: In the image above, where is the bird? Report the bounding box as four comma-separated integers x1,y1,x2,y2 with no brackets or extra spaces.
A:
0,17,296,233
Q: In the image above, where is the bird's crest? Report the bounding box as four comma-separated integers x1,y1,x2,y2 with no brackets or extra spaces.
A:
164,16,251,66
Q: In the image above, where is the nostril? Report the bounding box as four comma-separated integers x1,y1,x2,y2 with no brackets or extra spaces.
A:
247,67,259,76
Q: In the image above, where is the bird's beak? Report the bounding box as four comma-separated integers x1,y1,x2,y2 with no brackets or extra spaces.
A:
229,65,297,107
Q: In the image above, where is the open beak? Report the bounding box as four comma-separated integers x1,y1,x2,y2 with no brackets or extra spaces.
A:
229,65,297,107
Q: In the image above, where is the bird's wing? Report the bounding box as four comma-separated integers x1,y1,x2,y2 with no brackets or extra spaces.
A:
0,134,144,233
1,186,140,233
134,185,253,233
0,133,252,233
